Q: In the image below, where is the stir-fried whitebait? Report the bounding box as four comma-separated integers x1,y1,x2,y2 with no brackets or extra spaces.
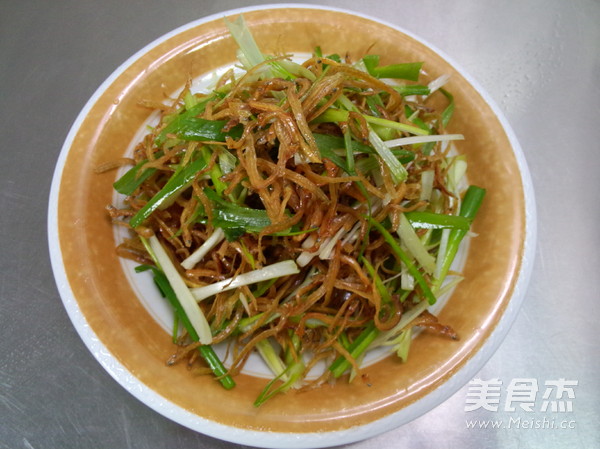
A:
102,15,485,406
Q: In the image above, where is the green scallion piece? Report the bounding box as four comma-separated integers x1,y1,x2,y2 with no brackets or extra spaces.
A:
440,88,455,128
394,85,431,96
314,108,429,137
155,97,214,146
329,321,380,378
367,216,437,305
434,185,486,289
405,211,472,230
151,269,235,390
129,155,209,228
113,160,157,196
254,360,304,407
368,130,408,183
363,55,423,81
175,117,243,142
361,256,391,303
371,62,423,81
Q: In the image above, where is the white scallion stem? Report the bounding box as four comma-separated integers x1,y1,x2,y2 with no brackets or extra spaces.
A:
384,133,464,148
148,236,213,344
420,170,435,203
296,234,317,267
318,227,346,260
447,158,468,195
238,292,251,316
256,339,288,381
191,260,300,302
368,130,407,184
401,270,415,291
181,228,225,270
397,214,437,274
427,74,451,95
225,16,265,70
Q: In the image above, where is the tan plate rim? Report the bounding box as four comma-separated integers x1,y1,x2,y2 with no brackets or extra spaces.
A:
47,4,537,448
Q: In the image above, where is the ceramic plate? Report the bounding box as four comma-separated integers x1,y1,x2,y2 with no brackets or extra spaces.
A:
48,4,536,448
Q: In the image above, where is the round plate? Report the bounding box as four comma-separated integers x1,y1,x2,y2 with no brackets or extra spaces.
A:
48,4,536,448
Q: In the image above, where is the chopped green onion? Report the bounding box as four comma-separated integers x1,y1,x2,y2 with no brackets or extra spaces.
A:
419,170,435,203
129,155,208,228
180,228,225,270
397,214,437,275
401,269,415,291
254,359,304,407
155,96,214,146
371,62,423,81
148,235,213,344
256,338,288,380
183,91,199,110
224,15,266,70
362,54,379,74
277,59,316,81
447,156,468,195
434,228,451,281
343,126,355,174
204,187,274,238
224,15,293,80
190,260,300,301
217,146,238,174
440,88,455,127
405,211,471,230
252,277,278,297
383,133,464,148
329,321,379,378
363,55,423,81
368,130,408,183
394,85,431,96
367,216,437,305
315,108,429,136
353,151,415,174
393,327,412,363
150,267,235,389
113,160,157,195
434,185,486,289
198,146,227,195
427,74,451,95
312,133,354,174
361,256,391,303
175,117,243,142
364,92,384,116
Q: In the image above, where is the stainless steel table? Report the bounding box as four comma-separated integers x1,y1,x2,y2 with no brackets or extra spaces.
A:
1,1,598,448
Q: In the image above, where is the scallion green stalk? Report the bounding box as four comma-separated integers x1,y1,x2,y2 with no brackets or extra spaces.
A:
329,321,379,378
255,338,288,381
130,156,208,228
315,108,429,136
367,216,437,305
405,211,471,230
361,257,391,303
150,268,235,389
113,160,157,196
434,185,486,290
